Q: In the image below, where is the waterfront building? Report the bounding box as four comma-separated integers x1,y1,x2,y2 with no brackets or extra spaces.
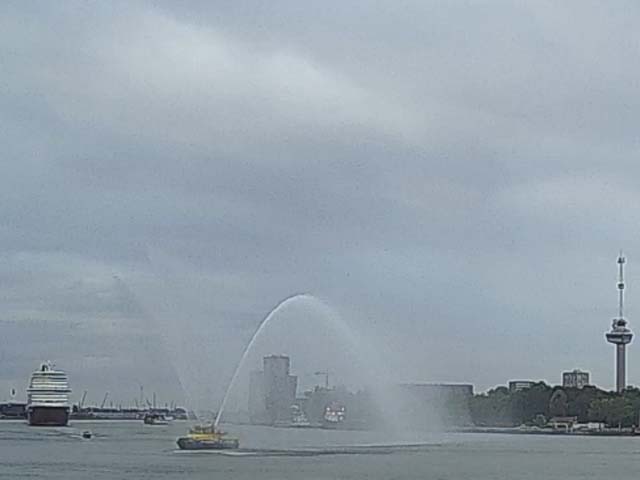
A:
562,369,590,389
605,254,633,393
247,355,297,424
264,355,297,424
0,402,26,418
548,416,578,432
508,380,535,392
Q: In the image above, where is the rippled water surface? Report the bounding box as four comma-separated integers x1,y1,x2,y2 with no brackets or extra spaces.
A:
2,421,640,479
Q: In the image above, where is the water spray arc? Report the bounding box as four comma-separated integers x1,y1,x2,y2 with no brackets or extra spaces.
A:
214,293,415,435
113,275,195,418
214,293,318,427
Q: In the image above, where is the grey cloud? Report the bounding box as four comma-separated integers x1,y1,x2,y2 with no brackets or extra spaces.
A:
1,1,640,406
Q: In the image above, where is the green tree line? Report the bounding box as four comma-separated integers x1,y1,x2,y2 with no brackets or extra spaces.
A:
470,383,640,428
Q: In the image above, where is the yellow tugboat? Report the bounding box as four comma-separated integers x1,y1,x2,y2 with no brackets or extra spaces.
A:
176,424,240,450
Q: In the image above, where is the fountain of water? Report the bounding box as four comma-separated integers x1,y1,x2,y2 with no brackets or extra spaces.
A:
213,293,430,437
128,250,447,441
214,293,313,427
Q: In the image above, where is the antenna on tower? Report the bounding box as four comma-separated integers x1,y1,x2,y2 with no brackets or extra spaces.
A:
618,251,626,319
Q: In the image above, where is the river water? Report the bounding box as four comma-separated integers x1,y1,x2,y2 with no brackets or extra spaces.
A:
1,420,640,479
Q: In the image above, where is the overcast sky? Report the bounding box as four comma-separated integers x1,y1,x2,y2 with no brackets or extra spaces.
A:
2,1,640,409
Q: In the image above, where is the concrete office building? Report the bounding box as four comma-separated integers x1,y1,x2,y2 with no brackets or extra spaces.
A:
562,370,590,389
508,380,535,393
248,355,297,424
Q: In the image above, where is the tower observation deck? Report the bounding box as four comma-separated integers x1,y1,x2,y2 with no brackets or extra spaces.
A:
605,254,633,393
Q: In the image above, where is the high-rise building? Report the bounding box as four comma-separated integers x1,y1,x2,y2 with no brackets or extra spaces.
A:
263,355,297,424
247,355,297,424
605,254,633,393
562,369,590,389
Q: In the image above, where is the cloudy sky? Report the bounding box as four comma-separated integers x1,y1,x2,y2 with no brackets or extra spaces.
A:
2,1,640,408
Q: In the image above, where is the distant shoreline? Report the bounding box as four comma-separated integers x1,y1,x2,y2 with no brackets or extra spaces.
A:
456,426,640,437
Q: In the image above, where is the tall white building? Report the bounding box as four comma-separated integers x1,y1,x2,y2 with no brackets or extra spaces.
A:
562,369,590,389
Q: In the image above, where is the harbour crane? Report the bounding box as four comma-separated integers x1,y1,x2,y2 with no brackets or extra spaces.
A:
314,371,330,389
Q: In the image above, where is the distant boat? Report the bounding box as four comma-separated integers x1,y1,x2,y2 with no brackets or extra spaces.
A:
323,402,346,428
143,412,170,425
26,362,71,427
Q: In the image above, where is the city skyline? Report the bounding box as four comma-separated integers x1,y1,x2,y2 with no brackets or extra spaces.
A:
0,350,619,407
2,252,637,405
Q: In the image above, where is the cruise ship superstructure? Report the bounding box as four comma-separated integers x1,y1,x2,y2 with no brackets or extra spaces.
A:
26,362,71,426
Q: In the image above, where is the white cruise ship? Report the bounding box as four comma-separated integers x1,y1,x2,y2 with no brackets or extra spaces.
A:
26,362,72,426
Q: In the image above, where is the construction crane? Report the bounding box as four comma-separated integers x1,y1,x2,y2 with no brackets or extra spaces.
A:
314,371,330,389
100,392,109,409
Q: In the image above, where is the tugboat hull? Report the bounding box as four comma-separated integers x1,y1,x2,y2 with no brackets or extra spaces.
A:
28,407,69,426
177,437,239,450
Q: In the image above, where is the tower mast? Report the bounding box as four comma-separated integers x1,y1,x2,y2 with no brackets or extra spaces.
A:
618,254,625,318
606,253,633,393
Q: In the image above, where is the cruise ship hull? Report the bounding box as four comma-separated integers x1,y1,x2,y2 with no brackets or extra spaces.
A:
28,407,69,426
